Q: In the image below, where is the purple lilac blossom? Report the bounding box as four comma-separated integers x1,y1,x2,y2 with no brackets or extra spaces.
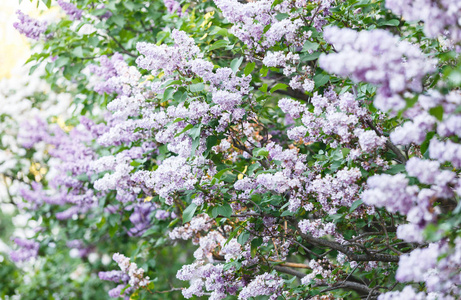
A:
10,238,39,263
128,203,155,237
386,0,461,43
238,272,283,300
13,10,47,40
429,138,461,168
112,253,150,288
378,286,429,300
163,0,182,15
361,174,418,215
319,27,436,114
299,219,336,238
57,0,83,20
395,239,461,296
98,270,129,283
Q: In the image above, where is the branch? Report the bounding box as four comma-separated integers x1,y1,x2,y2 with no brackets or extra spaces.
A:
312,281,381,298
332,281,380,296
273,265,306,278
273,87,310,102
108,35,137,58
270,260,311,269
365,119,407,163
294,222,399,262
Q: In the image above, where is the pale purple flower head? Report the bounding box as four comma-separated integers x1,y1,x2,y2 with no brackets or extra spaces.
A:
13,10,47,40
10,238,39,263
57,0,83,20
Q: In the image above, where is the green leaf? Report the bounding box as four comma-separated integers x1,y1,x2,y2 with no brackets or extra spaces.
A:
215,204,233,218
252,147,269,159
162,79,183,88
182,203,197,223
281,210,295,217
209,40,229,50
111,15,125,27
341,148,351,158
237,231,250,245
329,214,343,221
230,56,244,73
168,218,180,228
349,200,363,213
29,64,40,75
314,74,330,87
54,57,70,68
423,223,443,242
259,83,268,93
206,135,218,151
163,87,175,101
72,46,84,58
188,125,201,139
191,137,200,156
260,66,269,77
420,132,435,155
447,69,461,86
302,41,319,52
156,31,170,45
210,27,228,37
429,106,444,121
379,19,400,27
189,82,204,93
275,13,289,21
123,2,138,11
214,168,231,180
301,52,320,61
174,124,194,137
244,62,256,76
385,164,406,175
269,83,288,94
251,237,263,257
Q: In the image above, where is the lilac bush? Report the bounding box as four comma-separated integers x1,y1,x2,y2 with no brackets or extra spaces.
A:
1,0,461,299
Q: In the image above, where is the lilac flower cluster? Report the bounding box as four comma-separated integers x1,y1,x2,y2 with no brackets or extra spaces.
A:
386,0,461,44
390,90,461,147
309,167,362,215
169,214,214,243
98,270,129,283
289,66,315,93
13,10,47,40
18,118,99,219
363,155,458,244
132,156,198,205
163,0,183,15
127,203,155,237
378,286,430,300
112,253,150,289
262,51,299,76
99,269,133,298
394,238,461,297
301,259,335,286
429,137,461,169
214,0,330,52
319,27,436,114
10,238,39,263
298,219,336,238
176,262,241,299
362,174,418,215
88,53,141,96
57,0,83,21
136,29,201,76
279,91,374,150
238,272,283,300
